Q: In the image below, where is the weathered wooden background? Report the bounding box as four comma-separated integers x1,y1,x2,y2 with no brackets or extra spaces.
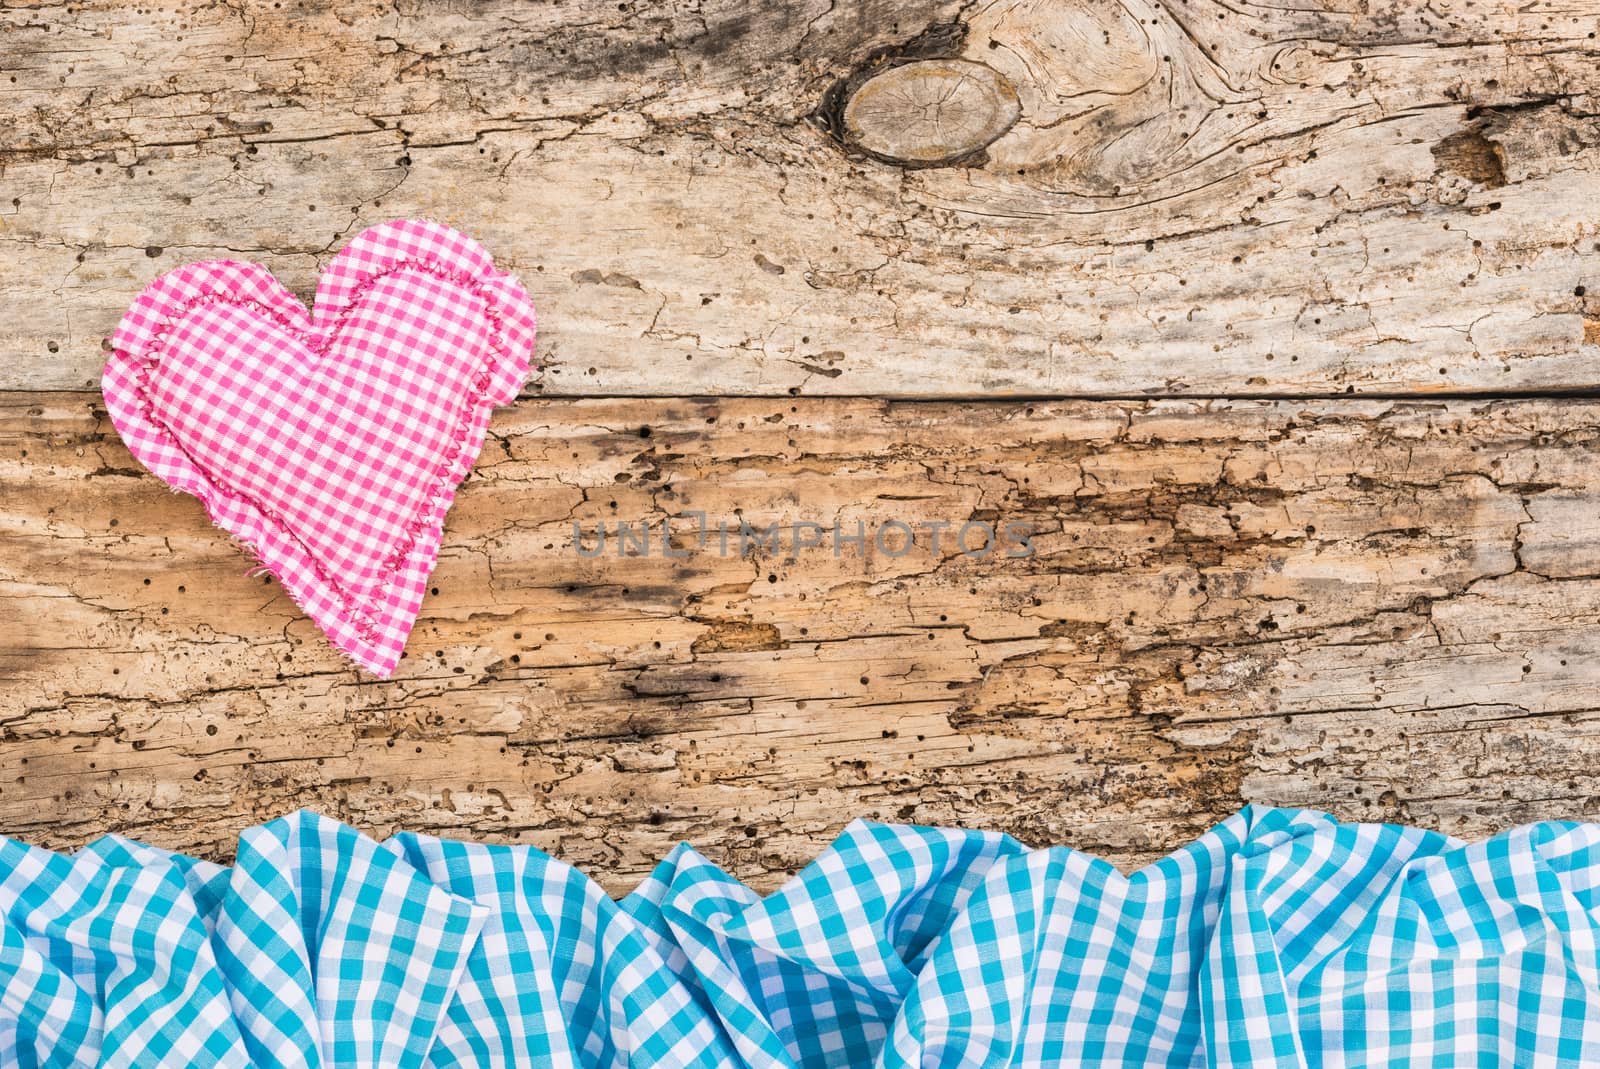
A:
3,0,1600,893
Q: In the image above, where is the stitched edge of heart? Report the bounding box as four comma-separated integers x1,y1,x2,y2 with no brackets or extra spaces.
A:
104,224,536,676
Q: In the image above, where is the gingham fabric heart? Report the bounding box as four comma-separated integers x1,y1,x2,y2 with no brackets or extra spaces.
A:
101,220,537,677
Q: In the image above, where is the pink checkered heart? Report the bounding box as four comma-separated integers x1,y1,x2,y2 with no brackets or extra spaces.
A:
102,220,537,677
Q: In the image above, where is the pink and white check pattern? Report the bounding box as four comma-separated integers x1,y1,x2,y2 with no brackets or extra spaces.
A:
102,220,537,677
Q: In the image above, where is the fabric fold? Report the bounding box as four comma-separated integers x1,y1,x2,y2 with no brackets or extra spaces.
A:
1,807,1599,1067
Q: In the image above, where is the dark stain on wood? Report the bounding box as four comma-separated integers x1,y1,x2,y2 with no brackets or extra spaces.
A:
1431,127,1507,188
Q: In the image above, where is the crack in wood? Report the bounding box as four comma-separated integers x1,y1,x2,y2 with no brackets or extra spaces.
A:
3,393,1600,890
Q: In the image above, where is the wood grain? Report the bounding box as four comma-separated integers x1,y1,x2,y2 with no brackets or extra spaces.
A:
3,0,1600,395
5,0,1600,890
6,393,1600,890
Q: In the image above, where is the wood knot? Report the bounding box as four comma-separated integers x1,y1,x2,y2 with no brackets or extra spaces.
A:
840,59,1020,167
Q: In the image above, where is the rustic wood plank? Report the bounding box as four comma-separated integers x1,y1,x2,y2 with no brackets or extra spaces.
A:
5,392,1600,889
3,0,1599,395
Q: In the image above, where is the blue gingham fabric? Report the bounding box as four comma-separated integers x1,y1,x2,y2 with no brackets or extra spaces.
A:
1,806,1598,1067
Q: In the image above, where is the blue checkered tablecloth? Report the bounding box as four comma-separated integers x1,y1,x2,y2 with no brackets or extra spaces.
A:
0,805,1597,1067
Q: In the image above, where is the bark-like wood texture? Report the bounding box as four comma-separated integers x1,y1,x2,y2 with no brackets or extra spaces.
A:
6,395,1600,891
3,0,1600,395
4,0,1600,890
